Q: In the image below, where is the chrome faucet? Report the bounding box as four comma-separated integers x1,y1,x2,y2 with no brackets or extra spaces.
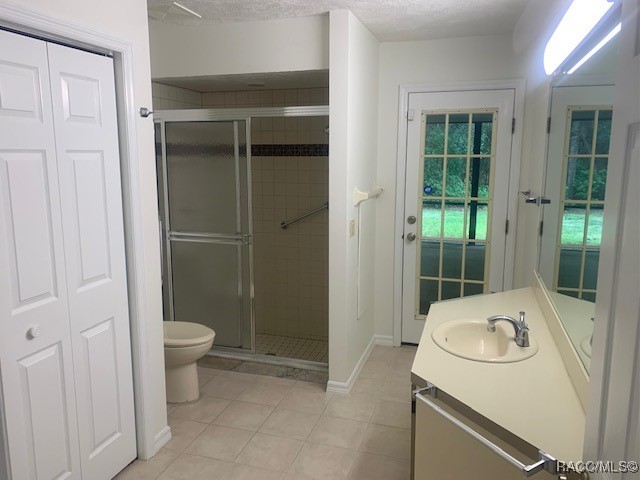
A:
487,311,530,347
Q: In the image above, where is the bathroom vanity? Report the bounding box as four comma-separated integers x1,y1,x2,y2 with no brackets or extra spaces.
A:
411,282,587,479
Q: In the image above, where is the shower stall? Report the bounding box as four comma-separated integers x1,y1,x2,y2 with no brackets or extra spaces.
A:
155,106,329,367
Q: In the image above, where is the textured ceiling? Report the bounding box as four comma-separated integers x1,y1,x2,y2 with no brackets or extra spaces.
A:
147,0,529,42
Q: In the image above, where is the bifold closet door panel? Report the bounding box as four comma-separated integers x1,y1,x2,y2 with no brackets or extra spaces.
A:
0,30,81,479
47,43,136,479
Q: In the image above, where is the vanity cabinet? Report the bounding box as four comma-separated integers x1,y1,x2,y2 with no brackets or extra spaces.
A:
413,392,556,480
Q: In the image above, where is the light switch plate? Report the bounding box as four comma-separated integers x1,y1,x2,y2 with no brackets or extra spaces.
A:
349,219,356,237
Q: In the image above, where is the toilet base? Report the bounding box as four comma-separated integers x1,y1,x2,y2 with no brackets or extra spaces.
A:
165,362,199,403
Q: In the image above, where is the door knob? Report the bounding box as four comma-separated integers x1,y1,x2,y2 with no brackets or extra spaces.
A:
27,325,41,339
406,232,416,242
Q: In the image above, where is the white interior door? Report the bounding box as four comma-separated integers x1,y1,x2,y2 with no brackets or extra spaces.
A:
47,43,136,479
0,29,135,480
0,29,81,480
401,89,516,344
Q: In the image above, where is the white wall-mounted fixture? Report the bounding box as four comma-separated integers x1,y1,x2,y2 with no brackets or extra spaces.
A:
544,0,621,75
354,185,383,206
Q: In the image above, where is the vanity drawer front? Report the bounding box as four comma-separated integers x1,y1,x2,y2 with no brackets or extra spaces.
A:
414,395,556,479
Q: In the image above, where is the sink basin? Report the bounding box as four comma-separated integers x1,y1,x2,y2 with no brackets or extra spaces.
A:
431,318,539,363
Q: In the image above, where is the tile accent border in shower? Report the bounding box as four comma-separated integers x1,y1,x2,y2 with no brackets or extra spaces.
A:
251,144,329,157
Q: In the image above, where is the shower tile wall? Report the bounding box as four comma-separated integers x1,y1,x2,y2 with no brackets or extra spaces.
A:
251,117,329,342
152,82,202,109
201,87,329,108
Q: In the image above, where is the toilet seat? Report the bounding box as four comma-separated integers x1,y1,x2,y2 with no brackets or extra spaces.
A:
163,321,215,348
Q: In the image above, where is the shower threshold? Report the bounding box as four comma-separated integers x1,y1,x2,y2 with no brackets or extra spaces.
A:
207,346,328,373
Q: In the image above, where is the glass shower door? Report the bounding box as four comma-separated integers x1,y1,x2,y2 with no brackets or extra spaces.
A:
158,120,252,349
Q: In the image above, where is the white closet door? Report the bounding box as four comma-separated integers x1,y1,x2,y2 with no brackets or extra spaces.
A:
0,30,81,480
47,44,136,479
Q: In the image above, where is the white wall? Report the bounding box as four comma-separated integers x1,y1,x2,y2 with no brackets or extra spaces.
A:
373,35,523,340
329,10,379,387
1,0,167,459
149,15,329,79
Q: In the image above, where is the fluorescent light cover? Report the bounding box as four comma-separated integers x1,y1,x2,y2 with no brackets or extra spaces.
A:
544,0,615,75
568,22,621,74
172,1,202,18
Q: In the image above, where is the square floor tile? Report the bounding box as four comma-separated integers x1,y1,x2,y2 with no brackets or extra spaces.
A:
221,463,285,480
185,425,253,462
170,397,230,423
214,401,273,431
288,442,356,480
379,378,412,403
235,381,292,406
358,424,411,460
349,378,380,397
347,452,410,480
234,433,303,472
323,394,375,423
278,387,332,414
259,408,320,440
367,346,397,365
358,361,390,380
164,417,208,452
201,374,253,400
308,416,367,450
114,447,180,480
370,400,411,429
157,453,230,480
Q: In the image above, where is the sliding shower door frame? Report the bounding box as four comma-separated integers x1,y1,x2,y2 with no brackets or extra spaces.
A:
155,105,329,361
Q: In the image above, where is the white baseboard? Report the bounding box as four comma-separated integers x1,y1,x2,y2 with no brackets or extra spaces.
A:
326,335,378,395
373,334,394,346
152,426,172,454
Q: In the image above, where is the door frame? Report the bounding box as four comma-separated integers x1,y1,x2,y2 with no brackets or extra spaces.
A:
392,80,526,346
0,1,161,465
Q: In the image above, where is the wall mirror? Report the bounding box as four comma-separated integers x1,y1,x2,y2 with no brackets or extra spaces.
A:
536,32,620,374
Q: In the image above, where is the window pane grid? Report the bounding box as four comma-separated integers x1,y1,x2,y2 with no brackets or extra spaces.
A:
416,109,497,315
554,107,611,298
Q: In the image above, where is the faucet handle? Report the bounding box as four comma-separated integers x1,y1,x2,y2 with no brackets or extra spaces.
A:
519,311,527,326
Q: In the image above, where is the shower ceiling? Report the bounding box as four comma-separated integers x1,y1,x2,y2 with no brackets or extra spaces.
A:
147,0,530,42
154,69,329,93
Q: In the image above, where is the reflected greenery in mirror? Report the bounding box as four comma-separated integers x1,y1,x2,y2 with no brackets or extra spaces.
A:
537,33,619,374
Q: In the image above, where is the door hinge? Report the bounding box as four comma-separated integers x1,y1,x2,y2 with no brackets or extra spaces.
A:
505,219,510,235
539,220,544,236
406,109,415,121
511,118,516,134
546,117,551,134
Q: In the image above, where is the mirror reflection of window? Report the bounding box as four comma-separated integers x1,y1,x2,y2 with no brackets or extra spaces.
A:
555,107,612,302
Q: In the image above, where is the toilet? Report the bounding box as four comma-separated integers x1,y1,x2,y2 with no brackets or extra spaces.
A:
163,321,215,403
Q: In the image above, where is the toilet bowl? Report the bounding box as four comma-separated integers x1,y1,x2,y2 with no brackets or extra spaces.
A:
164,321,215,403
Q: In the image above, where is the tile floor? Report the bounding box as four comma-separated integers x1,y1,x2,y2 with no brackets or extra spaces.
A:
115,345,416,480
255,333,329,363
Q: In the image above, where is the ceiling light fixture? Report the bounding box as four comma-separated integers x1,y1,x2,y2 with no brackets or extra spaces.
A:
172,2,202,18
544,0,618,75
567,22,621,74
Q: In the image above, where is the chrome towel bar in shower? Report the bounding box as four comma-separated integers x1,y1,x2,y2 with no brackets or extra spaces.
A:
280,202,329,230
414,387,557,477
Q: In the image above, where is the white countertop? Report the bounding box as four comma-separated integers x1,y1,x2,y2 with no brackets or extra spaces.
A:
548,291,594,371
411,287,585,462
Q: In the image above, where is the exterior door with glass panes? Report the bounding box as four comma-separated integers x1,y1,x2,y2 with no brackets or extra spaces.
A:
539,85,613,301
402,90,516,343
